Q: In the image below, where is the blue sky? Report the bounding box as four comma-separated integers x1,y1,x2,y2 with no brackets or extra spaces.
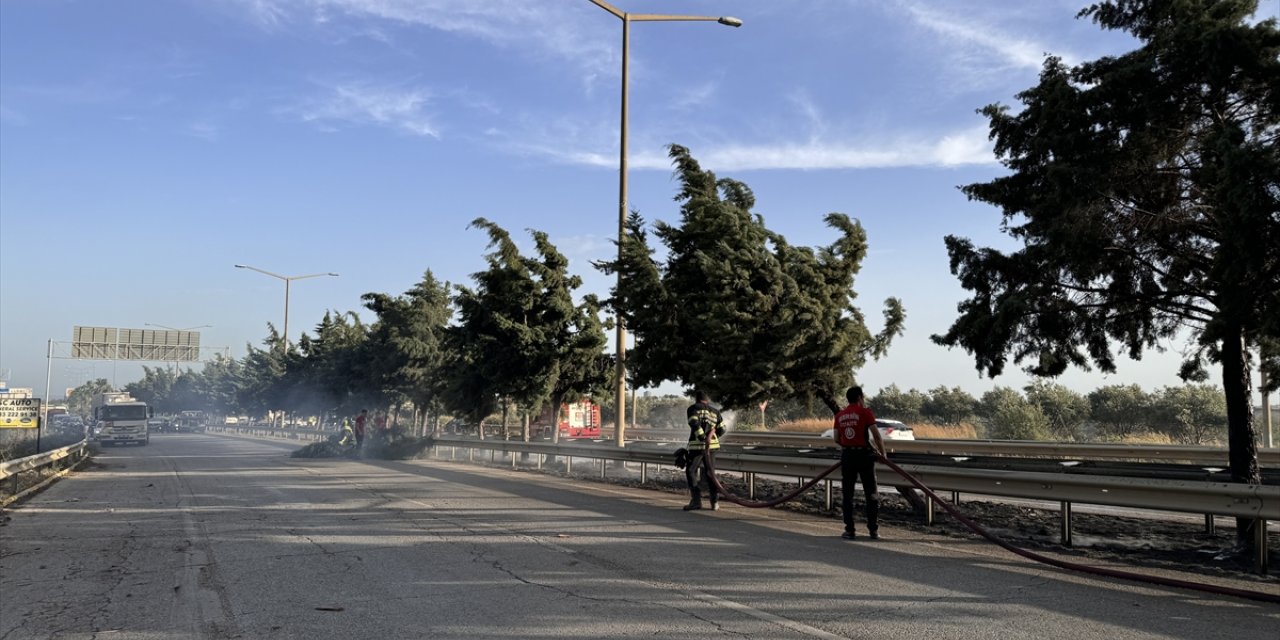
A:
3,0,1269,402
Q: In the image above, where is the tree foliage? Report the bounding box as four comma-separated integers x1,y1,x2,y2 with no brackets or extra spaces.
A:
1024,381,1091,441
362,271,452,432
599,145,905,409
1152,383,1229,444
67,378,113,418
922,386,977,425
931,1,1278,508
441,219,609,438
1089,384,1153,440
869,384,926,422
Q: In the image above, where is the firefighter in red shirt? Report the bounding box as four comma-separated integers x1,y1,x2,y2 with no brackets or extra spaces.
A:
353,409,368,448
832,386,885,540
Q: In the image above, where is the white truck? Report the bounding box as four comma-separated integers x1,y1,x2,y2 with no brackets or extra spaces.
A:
92,392,152,446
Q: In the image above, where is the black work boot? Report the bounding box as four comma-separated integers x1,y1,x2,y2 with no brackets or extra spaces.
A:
683,489,703,511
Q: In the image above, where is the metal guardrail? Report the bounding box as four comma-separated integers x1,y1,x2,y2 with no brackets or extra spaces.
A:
0,440,90,507
666,430,1280,466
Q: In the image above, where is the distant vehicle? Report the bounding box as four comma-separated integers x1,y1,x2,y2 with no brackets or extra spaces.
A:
534,401,602,439
820,419,916,442
92,392,152,446
175,410,208,433
147,418,170,433
49,414,84,436
875,419,916,440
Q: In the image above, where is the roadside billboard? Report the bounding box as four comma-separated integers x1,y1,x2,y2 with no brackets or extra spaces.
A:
0,397,43,429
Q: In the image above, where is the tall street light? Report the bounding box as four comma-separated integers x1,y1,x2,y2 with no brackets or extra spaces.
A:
587,0,742,448
144,323,212,372
234,265,338,350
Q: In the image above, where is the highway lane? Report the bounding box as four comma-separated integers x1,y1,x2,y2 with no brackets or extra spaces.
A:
1,434,1276,639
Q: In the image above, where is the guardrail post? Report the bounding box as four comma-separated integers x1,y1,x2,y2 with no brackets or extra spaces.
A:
748,472,756,499
538,454,544,470
1061,501,1073,547
1205,514,1216,535
1257,520,1269,575
925,493,934,525
567,456,573,474
951,491,961,505
512,453,517,469
640,462,647,483
824,480,832,511
600,458,606,479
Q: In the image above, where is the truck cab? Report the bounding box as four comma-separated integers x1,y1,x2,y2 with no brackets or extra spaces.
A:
92,393,151,446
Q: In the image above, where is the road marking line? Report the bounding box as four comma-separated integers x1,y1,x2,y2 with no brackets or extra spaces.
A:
685,592,850,639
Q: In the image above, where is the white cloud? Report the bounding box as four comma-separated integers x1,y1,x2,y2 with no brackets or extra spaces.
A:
695,125,995,170
186,120,221,141
230,0,616,79
903,3,1057,71
238,0,292,28
671,81,718,111
551,234,614,262
508,123,994,171
294,81,439,137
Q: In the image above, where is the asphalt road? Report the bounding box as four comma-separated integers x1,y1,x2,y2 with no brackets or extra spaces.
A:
1,434,1276,639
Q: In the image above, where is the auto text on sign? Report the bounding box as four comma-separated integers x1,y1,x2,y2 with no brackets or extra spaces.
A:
0,397,43,429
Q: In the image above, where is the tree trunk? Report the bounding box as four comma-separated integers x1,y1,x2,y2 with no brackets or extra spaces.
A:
816,388,840,415
1221,330,1261,548
501,398,510,440
551,393,564,444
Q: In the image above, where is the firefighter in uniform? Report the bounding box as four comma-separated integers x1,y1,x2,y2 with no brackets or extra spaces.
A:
684,391,725,511
833,386,885,539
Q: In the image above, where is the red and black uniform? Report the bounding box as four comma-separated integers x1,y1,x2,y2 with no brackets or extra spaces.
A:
833,403,879,536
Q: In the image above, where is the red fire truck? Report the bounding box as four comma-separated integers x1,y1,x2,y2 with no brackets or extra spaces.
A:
538,400,601,439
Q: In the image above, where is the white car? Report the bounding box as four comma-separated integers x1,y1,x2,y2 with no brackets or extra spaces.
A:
821,419,916,441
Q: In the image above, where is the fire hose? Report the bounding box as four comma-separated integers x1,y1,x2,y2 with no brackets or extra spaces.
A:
699,446,1280,604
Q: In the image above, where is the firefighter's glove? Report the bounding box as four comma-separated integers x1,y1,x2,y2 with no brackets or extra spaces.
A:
673,448,689,469
714,426,725,438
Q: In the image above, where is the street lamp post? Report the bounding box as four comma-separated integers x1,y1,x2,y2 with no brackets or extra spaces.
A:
143,323,212,372
587,0,742,448
234,265,338,350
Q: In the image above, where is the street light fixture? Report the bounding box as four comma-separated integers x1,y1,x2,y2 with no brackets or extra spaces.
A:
234,265,338,350
587,0,742,448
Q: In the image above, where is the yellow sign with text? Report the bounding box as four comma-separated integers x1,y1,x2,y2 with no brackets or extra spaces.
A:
0,397,42,429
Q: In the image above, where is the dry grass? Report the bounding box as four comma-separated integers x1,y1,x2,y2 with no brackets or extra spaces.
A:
1118,431,1177,445
772,418,830,433
772,419,979,440
912,422,979,440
